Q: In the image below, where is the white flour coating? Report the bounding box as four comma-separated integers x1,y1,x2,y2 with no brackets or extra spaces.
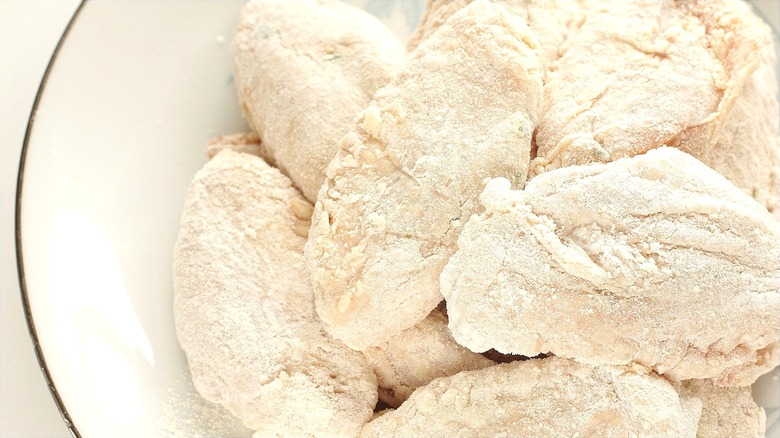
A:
361,309,494,407
173,149,376,437
410,0,778,212
408,0,594,65
442,147,780,385
698,31,780,218
406,0,500,51
680,379,766,438
205,132,265,161
306,0,543,350
231,0,404,201
360,357,702,438
407,0,593,60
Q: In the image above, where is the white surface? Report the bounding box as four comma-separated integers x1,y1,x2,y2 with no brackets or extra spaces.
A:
1,2,81,437
0,1,778,438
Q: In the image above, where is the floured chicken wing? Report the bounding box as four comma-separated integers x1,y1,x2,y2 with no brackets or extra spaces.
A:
231,0,404,201
173,149,376,437
442,147,780,385
533,0,772,197
698,37,780,218
360,357,702,438
680,379,766,438
306,0,543,350
409,0,778,212
361,309,494,407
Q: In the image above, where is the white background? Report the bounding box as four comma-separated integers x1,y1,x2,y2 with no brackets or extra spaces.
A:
0,1,777,437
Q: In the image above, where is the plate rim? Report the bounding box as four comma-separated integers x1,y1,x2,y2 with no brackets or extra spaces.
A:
14,1,86,437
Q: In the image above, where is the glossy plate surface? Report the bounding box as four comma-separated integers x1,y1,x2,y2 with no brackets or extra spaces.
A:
16,1,779,437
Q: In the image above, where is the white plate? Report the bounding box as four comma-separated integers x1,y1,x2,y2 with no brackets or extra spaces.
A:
15,1,779,437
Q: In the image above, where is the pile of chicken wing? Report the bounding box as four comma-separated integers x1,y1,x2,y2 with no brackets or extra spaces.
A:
173,0,779,436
